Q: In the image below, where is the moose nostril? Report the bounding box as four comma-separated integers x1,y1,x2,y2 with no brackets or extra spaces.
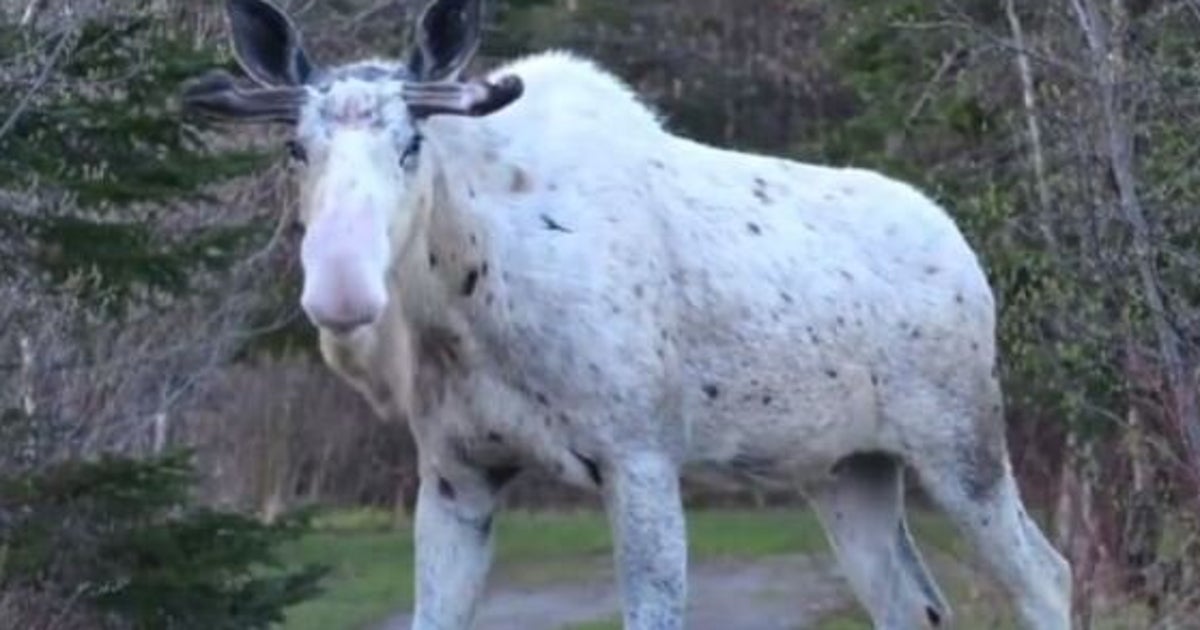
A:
300,295,384,335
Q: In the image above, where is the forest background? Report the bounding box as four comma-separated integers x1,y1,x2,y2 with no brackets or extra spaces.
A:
2,0,1199,627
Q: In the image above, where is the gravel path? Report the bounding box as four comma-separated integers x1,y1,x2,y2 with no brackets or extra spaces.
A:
377,554,853,630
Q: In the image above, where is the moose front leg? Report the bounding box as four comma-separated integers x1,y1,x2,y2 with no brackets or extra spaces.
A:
605,451,688,630
411,462,512,630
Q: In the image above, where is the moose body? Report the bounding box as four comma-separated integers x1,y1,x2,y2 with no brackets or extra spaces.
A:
186,1,1072,628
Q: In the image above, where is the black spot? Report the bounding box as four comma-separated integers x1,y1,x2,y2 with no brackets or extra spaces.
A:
753,177,772,203
926,606,942,626
470,233,478,245
747,222,762,235
461,269,480,296
981,516,991,527
429,253,439,268
481,262,489,276
826,369,838,379
535,392,549,406
836,316,846,326
479,514,494,537
780,292,794,304
955,292,964,304
572,450,603,486
702,384,720,399
557,413,571,425
540,214,572,233
911,328,921,339
438,477,456,500
730,454,775,476
486,431,503,443
484,464,521,490
761,395,773,405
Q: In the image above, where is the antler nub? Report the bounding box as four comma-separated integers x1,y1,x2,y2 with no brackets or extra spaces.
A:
403,74,524,119
181,69,308,124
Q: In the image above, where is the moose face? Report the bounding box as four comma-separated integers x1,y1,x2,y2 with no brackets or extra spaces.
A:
182,0,522,334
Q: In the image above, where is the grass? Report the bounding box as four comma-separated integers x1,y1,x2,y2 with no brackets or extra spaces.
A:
277,506,1031,630
280,507,833,630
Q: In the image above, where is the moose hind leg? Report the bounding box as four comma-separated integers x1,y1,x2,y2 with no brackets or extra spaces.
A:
808,452,950,629
913,454,1071,630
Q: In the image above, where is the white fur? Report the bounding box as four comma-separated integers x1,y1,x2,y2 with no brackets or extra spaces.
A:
290,52,1070,630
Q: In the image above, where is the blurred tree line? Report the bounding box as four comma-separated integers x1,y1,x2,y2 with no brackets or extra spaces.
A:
1,0,1198,625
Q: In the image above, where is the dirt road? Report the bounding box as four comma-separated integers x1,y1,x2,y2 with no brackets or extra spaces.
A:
377,554,854,630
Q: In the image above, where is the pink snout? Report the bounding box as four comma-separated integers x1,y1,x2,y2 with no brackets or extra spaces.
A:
300,265,387,334
299,204,390,335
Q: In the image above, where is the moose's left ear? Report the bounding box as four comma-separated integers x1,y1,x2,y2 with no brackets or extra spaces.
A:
406,0,483,82
227,0,313,87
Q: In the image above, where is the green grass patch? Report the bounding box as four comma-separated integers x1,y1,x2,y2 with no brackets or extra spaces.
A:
279,508,830,630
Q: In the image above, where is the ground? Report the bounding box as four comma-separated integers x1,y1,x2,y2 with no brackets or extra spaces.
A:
279,507,1038,630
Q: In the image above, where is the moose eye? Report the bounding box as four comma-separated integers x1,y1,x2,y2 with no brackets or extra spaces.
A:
286,140,308,164
400,134,423,170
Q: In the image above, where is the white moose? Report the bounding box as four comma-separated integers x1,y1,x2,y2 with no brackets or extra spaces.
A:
184,0,1071,627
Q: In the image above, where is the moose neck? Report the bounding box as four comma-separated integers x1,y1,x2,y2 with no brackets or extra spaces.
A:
390,116,503,340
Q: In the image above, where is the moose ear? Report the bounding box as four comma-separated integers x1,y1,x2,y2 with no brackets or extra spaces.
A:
227,0,312,87
406,0,483,82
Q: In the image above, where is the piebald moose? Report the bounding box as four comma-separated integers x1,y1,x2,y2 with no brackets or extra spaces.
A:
183,0,1071,628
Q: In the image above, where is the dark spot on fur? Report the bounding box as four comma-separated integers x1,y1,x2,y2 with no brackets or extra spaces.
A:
911,328,922,339
484,464,521,490
836,316,846,326
479,514,494,537
826,369,838,379
702,383,720,399
971,342,979,350
955,292,964,304
835,511,844,521
467,185,477,199
461,268,480,296
481,262,489,276
650,159,665,170
572,450,603,486
438,477,456,500
486,431,503,443
420,328,462,372
731,454,775,476
761,395,772,405
510,168,533,193
535,392,549,406
634,284,644,298
981,516,990,527
925,265,940,275
780,292,794,304
540,214,572,233
429,253,439,268
470,233,477,245
926,606,942,626
747,222,762,235
839,269,855,281
557,413,571,425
